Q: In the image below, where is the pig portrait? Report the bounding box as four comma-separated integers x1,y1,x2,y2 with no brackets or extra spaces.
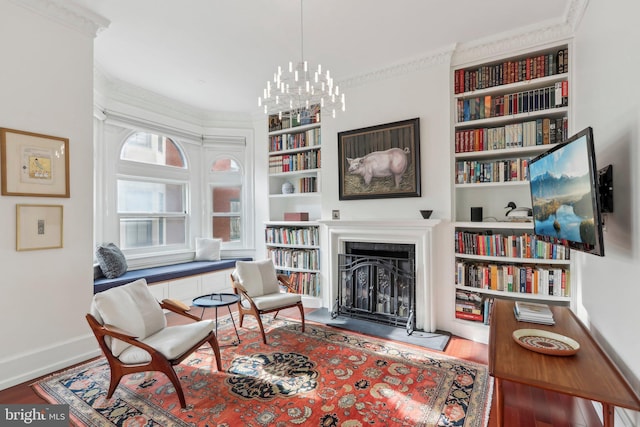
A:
346,147,410,188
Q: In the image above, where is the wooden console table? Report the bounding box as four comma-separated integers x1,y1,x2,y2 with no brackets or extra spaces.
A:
489,299,640,426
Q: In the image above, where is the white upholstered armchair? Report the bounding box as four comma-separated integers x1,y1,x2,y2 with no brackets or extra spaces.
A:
86,278,222,408
230,259,305,344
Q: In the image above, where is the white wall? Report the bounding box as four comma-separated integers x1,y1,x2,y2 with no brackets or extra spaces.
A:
320,59,454,324
573,1,640,423
321,62,452,223
0,2,97,389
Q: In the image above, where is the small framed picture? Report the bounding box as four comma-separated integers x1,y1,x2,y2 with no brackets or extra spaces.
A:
1,128,70,197
16,204,63,251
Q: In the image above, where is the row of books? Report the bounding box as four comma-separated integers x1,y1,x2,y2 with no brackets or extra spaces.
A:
455,157,529,184
269,149,321,174
268,104,321,132
269,128,321,152
268,248,319,271
456,83,568,123
455,117,569,153
455,231,570,260
297,176,317,193
455,261,570,297
265,226,319,246
454,48,568,94
455,290,492,324
278,271,321,297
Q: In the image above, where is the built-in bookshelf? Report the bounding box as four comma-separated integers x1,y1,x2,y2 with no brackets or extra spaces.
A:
268,110,322,221
454,223,572,299
265,223,320,299
451,43,574,341
266,105,322,307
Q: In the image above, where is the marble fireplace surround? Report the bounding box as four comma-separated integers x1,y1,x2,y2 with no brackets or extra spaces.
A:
319,219,441,332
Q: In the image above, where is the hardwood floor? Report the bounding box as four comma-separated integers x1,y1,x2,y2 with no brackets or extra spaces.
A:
0,306,602,426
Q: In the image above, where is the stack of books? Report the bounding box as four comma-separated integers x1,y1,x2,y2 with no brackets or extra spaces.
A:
513,301,555,325
455,290,485,323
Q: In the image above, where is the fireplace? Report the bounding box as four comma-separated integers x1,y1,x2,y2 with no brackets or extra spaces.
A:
335,242,416,333
319,219,441,333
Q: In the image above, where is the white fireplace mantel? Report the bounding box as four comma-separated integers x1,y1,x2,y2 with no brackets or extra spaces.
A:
318,219,441,332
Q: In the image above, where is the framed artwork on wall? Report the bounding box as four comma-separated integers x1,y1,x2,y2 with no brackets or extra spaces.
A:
1,128,70,197
16,204,64,251
338,118,421,200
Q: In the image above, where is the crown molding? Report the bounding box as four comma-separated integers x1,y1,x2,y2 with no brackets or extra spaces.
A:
340,45,455,89
10,0,109,38
451,0,587,66
565,0,589,31
451,23,570,67
94,67,253,129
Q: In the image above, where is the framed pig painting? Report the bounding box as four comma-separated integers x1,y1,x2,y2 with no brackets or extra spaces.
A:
338,118,421,200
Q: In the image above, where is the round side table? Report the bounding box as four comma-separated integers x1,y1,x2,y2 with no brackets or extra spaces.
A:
192,293,241,345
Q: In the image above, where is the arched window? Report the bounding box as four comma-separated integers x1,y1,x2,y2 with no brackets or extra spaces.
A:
117,132,189,250
209,156,243,243
120,132,186,167
211,157,240,172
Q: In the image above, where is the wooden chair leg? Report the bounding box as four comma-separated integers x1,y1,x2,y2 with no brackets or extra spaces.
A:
297,302,305,332
254,313,268,344
106,365,123,399
237,304,245,327
161,365,187,409
208,335,222,371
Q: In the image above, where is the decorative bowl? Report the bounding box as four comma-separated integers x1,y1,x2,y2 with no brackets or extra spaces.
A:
512,328,580,356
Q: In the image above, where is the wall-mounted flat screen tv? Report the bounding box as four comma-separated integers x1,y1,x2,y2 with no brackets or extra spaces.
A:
528,126,605,256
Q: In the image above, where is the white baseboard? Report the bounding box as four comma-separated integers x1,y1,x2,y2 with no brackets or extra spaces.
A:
0,333,100,391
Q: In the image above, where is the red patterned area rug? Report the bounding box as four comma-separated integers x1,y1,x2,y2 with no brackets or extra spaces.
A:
32,316,493,426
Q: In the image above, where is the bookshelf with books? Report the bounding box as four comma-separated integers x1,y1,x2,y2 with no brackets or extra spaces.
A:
265,221,322,306
454,223,572,301
268,106,322,221
266,105,323,307
450,43,575,341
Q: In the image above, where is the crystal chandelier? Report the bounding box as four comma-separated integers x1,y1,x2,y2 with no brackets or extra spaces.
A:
258,0,346,121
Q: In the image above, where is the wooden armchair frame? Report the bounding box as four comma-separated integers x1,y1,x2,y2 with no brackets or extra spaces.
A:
86,298,222,409
230,273,305,344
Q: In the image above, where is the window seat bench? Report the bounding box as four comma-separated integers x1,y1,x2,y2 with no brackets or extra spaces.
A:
94,258,251,294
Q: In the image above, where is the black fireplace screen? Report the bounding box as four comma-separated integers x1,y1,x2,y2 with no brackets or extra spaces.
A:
335,245,416,334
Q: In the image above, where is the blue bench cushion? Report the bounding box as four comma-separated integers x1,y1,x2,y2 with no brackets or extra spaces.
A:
94,258,251,294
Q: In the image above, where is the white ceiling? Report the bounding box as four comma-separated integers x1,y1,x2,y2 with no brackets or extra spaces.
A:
75,0,571,115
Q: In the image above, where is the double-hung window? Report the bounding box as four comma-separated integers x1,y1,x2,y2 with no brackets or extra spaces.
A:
117,132,189,252
209,156,243,245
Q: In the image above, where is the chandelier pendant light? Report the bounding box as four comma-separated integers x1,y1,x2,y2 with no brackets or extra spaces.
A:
258,0,346,121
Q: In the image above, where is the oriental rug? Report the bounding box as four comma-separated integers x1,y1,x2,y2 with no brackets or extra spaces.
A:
32,316,493,426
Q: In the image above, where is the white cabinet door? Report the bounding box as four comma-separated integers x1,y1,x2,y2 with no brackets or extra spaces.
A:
167,276,201,304
147,281,168,301
201,269,232,295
